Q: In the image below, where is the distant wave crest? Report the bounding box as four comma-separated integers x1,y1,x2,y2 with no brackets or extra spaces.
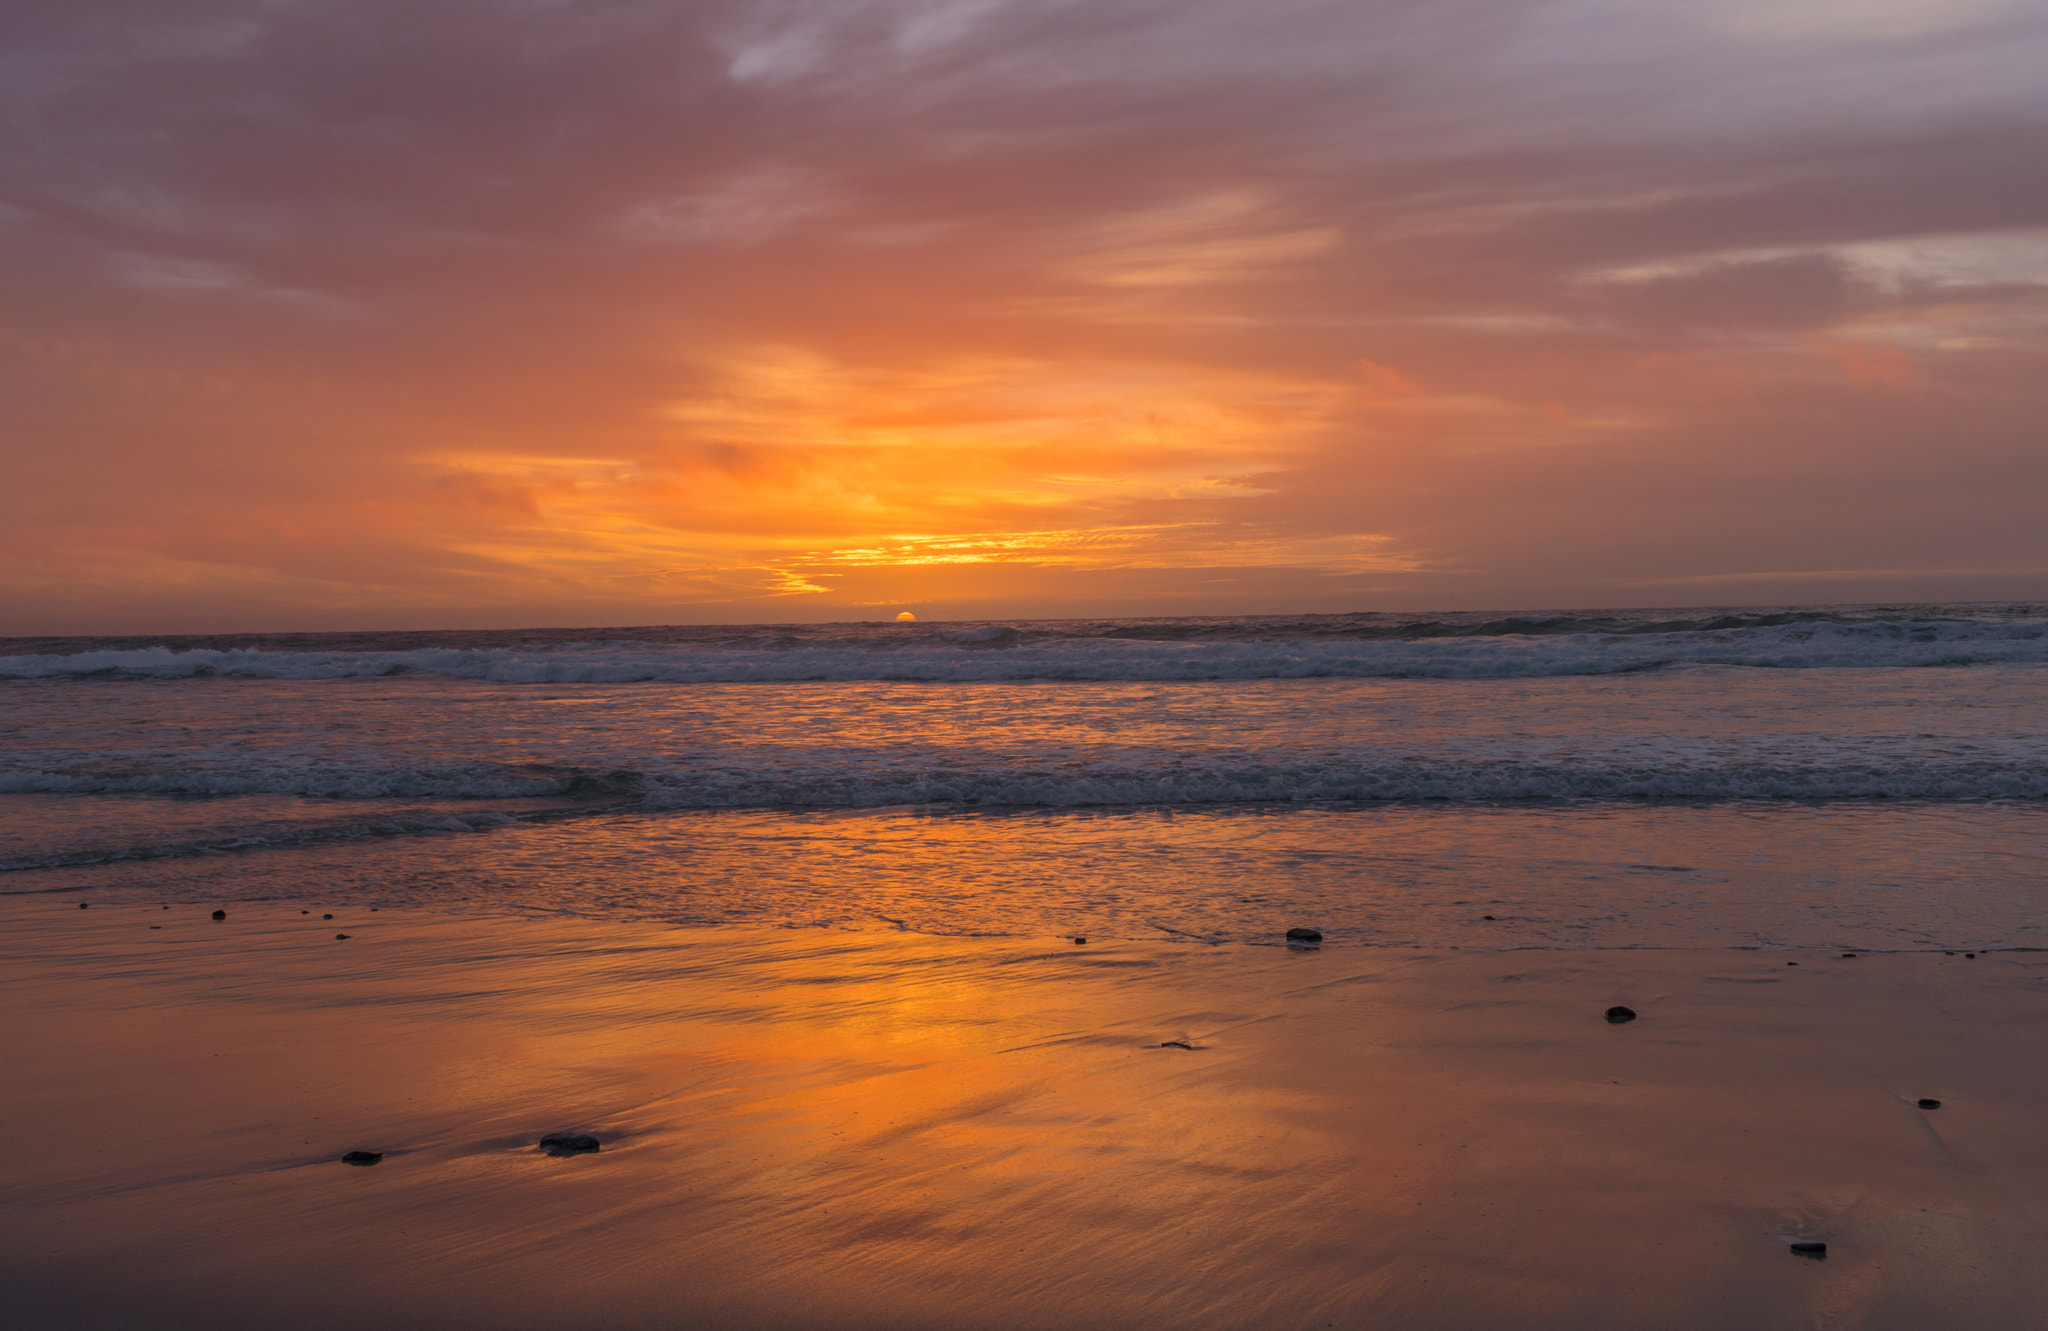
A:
4,617,2046,683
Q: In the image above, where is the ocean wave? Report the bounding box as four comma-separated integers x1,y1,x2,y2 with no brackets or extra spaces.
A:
4,617,2047,683
0,764,643,801
2,756,2043,814
630,759,2048,807
0,806,540,873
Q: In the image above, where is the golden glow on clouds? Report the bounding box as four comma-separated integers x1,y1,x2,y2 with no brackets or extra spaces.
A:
2,0,2044,630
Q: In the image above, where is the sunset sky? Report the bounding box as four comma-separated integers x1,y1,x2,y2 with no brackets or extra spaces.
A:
4,0,2046,632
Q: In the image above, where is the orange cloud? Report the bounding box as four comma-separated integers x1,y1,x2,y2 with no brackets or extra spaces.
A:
0,1,2043,631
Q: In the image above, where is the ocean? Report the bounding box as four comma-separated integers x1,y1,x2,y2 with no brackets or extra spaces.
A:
4,602,2045,952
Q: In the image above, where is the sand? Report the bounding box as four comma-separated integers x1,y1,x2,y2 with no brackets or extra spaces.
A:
4,897,2047,1330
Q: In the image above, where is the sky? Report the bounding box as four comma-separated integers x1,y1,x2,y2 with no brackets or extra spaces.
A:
3,0,2047,633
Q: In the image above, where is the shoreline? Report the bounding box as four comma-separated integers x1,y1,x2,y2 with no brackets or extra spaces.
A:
6,897,2047,1328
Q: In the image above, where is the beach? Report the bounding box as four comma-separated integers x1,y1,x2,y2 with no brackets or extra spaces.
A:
8,894,2046,1329
9,0,2047,1315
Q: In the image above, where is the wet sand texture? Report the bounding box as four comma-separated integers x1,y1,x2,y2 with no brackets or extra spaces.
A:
4,899,2046,1330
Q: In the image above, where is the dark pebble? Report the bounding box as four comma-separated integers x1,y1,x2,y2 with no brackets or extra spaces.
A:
341,1151,382,1166
1073,937,1087,945
302,910,310,915
1841,953,1856,959
1482,915,1495,921
1285,927,1323,943
1966,953,1977,959
150,926,160,930
78,903,89,910
1605,1005,1637,1024
1159,1041,1194,1050
323,914,334,920
540,1133,601,1153
1789,1242,1827,1259
1918,1098,1942,1109
211,909,226,920
1787,961,1798,966
336,933,351,940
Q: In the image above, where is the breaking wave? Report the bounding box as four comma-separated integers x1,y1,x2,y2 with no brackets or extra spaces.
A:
5,616,2047,683
4,755,2044,823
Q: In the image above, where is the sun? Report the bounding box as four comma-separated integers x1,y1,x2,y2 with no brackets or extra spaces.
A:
896,611,917,622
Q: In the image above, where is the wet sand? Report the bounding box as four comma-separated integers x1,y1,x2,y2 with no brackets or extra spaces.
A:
4,898,2046,1330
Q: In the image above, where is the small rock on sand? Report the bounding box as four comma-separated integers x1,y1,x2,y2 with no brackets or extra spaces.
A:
323,913,334,920
1841,953,1856,959
1159,1040,1195,1050
336,933,351,940
78,903,88,909
211,909,226,920
341,1151,382,1166
1285,928,1323,943
1789,1242,1827,1259
1918,1098,1942,1109
540,1133,601,1153
1073,937,1087,945
1605,1005,1637,1024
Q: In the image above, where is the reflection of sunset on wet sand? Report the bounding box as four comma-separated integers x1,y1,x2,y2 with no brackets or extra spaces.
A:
9,899,2048,1329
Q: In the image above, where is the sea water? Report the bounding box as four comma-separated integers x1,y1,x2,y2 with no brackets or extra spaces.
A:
3,603,2044,951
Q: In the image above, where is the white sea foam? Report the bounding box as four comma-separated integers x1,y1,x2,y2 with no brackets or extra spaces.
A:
4,617,2047,683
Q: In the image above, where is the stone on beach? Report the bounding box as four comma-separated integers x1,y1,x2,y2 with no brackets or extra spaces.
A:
211,910,226,920
1605,1005,1637,1024
336,933,350,940
1919,1098,1942,1109
540,1133,601,1153
340,1151,382,1166
1789,1242,1827,1259
1285,927,1322,943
